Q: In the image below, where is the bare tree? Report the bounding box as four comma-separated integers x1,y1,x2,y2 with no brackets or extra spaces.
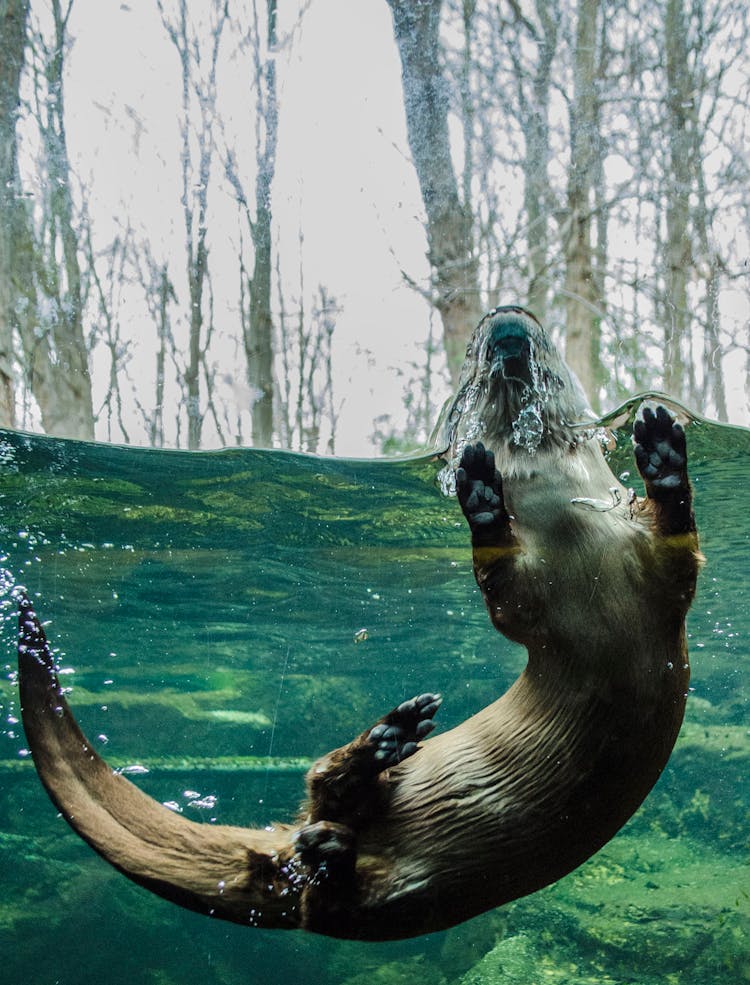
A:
85,231,130,442
159,0,228,449
499,0,559,324
129,241,177,448
561,0,603,407
226,0,278,447
13,0,95,440
276,256,340,455
385,0,482,385
0,0,30,428
661,0,692,398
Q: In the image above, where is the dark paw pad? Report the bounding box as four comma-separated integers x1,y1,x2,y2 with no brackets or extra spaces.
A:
368,692,442,769
293,821,354,869
456,443,506,532
633,405,687,491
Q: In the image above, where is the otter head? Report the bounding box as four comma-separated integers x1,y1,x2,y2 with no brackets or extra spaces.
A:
437,306,596,472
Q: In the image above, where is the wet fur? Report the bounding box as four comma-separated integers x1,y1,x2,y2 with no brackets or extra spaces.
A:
18,306,701,940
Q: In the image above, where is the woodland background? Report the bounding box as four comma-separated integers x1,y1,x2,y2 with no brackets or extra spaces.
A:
0,0,748,455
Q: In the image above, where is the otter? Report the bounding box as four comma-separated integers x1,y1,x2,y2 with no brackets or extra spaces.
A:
17,305,700,941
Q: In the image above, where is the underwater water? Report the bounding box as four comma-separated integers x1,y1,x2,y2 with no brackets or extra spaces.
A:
0,405,747,985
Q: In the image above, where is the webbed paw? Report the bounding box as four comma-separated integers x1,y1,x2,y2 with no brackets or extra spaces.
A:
633,404,695,536
293,821,356,891
367,692,442,769
294,820,354,863
633,405,687,493
456,443,508,538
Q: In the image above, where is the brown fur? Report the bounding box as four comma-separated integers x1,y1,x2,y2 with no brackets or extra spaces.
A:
18,306,700,940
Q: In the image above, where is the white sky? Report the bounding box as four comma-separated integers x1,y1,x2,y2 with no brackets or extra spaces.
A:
19,0,750,450
55,0,447,454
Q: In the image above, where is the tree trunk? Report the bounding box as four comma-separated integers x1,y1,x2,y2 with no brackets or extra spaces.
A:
562,0,602,408
0,0,30,428
152,264,172,447
522,0,557,325
161,0,227,449
14,0,95,441
244,0,277,448
386,0,482,385
662,0,692,399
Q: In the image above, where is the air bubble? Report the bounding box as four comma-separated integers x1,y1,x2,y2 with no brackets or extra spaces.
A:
188,794,217,810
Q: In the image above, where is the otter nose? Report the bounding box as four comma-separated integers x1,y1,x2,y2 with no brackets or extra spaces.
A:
487,316,532,382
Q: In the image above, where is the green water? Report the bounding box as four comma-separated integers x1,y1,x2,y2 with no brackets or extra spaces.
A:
0,411,747,985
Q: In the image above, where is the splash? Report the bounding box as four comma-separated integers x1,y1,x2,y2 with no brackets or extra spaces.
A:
511,403,545,454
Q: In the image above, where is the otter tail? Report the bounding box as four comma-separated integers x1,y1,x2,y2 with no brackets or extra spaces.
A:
16,592,300,929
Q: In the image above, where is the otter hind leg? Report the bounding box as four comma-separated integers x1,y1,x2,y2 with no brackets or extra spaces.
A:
293,820,357,934
633,404,695,535
456,443,510,545
293,694,440,934
302,692,442,829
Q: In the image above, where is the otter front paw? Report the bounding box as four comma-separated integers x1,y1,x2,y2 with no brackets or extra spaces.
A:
633,404,694,535
633,405,687,493
368,692,442,770
456,443,509,542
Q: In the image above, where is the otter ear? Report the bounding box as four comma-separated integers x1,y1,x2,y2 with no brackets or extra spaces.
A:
16,591,295,928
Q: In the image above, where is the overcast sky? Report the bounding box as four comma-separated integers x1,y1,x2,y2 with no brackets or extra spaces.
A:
19,0,749,451
47,0,449,454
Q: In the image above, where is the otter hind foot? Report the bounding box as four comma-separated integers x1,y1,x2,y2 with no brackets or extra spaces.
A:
368,692,442,769
293,820,355,874
293,821,357,933
456,443,508,544
633,404,694,535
